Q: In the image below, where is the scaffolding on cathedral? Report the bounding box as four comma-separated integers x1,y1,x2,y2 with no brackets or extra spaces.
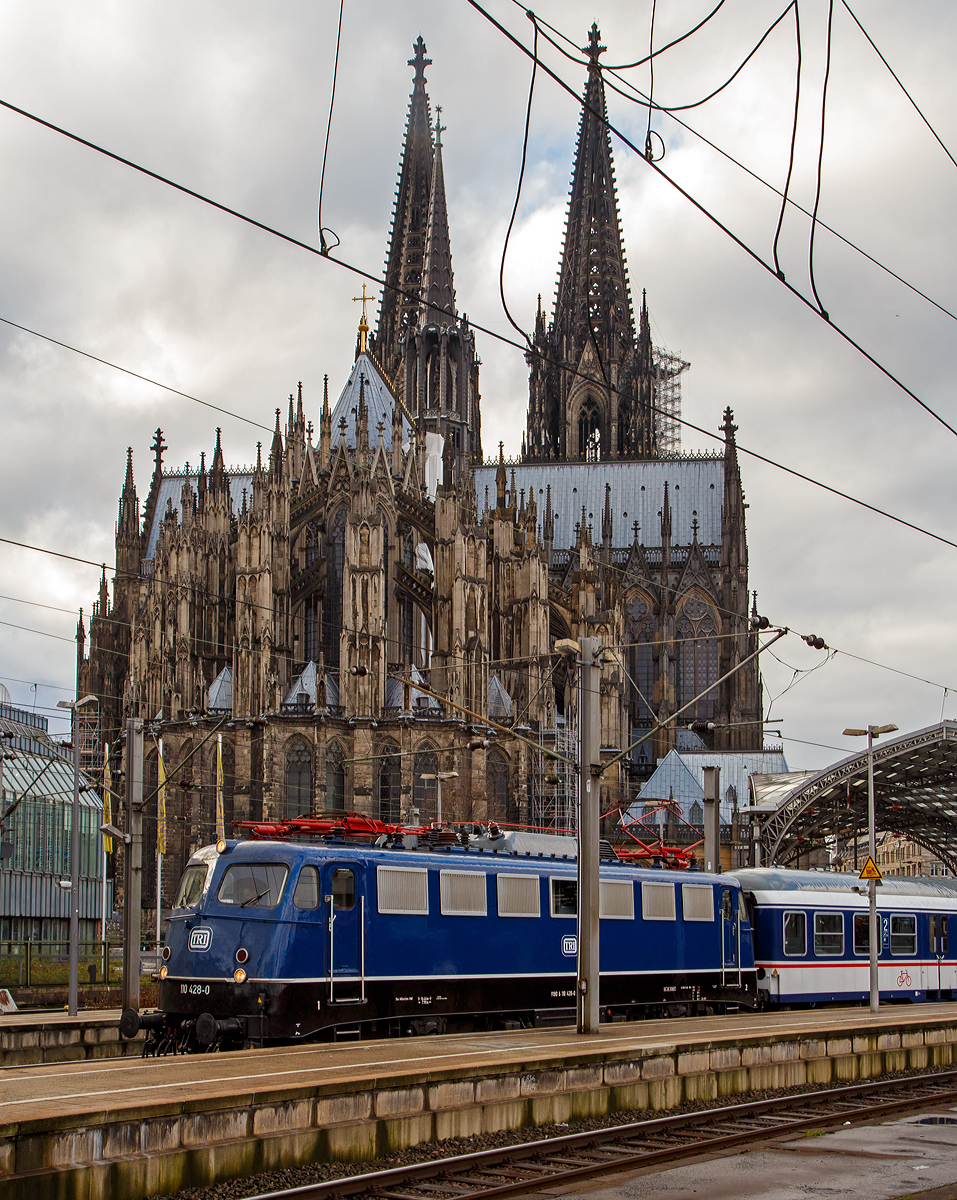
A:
653,346,689,456
530,723,578,834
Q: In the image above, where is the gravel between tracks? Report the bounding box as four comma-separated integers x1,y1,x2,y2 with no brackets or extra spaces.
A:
148,1064,953,1200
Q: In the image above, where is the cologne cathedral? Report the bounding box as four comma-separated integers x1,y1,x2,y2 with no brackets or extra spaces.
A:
78,29,762,912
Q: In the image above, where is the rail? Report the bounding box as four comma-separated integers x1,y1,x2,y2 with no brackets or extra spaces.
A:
243,1070,957,1200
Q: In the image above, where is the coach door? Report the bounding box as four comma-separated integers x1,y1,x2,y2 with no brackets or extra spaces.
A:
324,864,365,1002
930,914,950,997
721,888,740,984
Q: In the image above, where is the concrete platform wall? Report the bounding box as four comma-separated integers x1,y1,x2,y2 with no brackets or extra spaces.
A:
2,1019,957,1200
0,1017,144,1067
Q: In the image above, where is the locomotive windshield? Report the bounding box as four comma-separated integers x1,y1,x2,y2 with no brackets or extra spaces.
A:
217,863,288,909
174,864,208,909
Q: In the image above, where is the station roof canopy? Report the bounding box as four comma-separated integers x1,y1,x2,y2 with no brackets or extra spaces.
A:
751,721,957,873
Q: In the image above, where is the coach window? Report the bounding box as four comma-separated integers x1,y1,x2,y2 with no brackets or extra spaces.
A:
332,868,355,910
550,878,577,917
853,912,869,955
783,911,806,956
890,914,917,955
293,865,319,910
814,912,844,956
931,914,949,954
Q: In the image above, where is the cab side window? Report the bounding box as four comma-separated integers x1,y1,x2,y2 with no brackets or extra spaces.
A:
293,866,319,910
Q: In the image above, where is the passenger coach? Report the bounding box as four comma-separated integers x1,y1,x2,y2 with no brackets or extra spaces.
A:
736,868,957,1006
136,834,757,1049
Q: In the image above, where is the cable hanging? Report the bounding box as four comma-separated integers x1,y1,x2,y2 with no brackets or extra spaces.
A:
772,0,802,279
808,0,835,320
498,15,538,344
316,0,344,256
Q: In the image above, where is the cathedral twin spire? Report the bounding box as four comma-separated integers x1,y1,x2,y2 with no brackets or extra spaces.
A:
374,38,481,467
526,23,659,463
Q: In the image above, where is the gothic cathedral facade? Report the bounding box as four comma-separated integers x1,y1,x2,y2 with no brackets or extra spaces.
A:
78,30,762,915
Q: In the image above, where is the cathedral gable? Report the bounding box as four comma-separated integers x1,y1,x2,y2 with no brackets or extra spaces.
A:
676,539,718,603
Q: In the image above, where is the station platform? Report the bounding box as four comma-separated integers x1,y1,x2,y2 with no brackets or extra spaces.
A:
0,1007,144,1067
1,1003,956,1200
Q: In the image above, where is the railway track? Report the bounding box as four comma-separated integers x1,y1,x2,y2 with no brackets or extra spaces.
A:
245,1070,957,1200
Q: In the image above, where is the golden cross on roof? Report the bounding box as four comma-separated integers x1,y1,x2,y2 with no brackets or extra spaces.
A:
352,283,372,354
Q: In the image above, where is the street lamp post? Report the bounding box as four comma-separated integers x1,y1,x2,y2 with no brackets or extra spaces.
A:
57,694,97,1017
418,771,458,825
842,722,898,1014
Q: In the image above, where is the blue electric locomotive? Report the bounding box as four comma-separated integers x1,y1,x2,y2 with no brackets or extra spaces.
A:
129,832,758,1049
736,868,957,1006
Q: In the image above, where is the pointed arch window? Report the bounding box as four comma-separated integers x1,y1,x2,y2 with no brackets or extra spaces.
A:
378,742,401,823
626,592,655,731
675,594,719,720
325,742,345,812
486,747,511,823
325,509,346,667
286,740,312,818
579,397,601,461
413,743,438,823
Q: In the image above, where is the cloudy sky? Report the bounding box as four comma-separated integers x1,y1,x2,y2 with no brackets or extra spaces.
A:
0,0,955,770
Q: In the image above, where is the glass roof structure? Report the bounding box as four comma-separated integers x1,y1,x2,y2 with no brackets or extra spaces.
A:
750,721,957,872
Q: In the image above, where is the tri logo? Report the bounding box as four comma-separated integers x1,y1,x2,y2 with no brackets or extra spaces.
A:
188,927,212,952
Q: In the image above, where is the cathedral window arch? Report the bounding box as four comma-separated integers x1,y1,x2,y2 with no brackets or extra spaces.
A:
413,742,438,823
324,508,347,667
325,742,345,812
675,592,720,721
626,590,655,732
486,747,511,823
377,742,401,823
578,396,601,461
286,739,312,818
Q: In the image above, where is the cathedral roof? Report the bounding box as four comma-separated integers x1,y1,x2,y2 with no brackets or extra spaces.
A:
144,471,252,559
330,351,411,451
473,458,724,549
631,749,790,824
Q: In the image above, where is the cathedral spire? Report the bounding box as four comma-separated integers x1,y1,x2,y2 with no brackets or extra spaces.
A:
526,25,661,463
420,108,456,325
373,35,434,383
555,24,634,364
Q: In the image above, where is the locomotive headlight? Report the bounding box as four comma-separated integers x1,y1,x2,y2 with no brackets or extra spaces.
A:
159,966,168,980
236,948,248,964
162,945,171,961
234,968,247,984
216,839,227,853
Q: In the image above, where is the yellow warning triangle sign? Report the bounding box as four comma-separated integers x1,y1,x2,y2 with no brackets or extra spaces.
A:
859,855,883,881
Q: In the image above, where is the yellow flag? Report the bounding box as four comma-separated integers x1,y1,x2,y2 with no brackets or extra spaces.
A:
102,743,113,855
157,741,167,856
216,734,225,843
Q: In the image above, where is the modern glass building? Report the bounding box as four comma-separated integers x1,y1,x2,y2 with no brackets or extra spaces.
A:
0,687,107,943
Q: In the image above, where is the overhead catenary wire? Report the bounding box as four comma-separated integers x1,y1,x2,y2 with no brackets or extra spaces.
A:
840,0,957,174
808,0,835,319
0,314,273,433
316,0,345,256
0,94,956,556
595,40,957,325
773,1,802,279
464,0,957,443
512,0,731,73
498,16,539,345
